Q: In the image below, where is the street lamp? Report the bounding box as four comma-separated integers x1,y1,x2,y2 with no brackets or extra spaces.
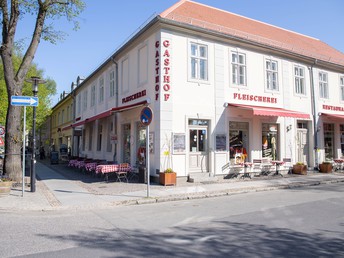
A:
26,76,46,192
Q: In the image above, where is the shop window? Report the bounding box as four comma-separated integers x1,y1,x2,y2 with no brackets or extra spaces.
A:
229,122,249,164
341,125,344,156
324,123,334,160
88,126,93,151
136,122,146,165
97,124,102,151
123,124,131,164
262,123,279,160
107,122,113,152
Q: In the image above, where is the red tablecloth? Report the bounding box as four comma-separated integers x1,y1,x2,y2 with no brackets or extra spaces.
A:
85,162,98,172
96,164,132,174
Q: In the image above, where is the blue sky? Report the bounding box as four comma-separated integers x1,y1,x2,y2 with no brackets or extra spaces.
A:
16,0,344,105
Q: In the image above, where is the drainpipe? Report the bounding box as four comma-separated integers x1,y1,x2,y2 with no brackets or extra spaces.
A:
309,60,318,169
111,57,118,163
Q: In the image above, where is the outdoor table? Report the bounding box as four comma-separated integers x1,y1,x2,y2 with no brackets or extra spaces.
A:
95,164,132,182
85,162,98,173
333,159,344,171
271,160,285,177
68,159,78,168
241,162,253,179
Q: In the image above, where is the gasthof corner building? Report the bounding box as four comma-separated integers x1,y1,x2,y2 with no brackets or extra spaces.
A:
56,0,344,181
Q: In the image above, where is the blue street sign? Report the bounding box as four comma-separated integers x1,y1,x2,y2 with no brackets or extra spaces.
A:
140,107,153,126
11,96,39,107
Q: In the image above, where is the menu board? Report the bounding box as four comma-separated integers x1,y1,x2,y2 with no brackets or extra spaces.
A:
216,134,226,151
173,133,185,153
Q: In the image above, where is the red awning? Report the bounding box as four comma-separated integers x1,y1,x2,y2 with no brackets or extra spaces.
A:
229,103,310,119
111,100,148,113
320,113,344,120
72,100,148,128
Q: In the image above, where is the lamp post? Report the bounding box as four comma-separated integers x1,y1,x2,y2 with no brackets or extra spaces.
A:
26,76,46,192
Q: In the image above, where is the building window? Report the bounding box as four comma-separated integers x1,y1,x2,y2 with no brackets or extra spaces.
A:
262,123,279,160
77,95,81,115
319,71,329,99
88,126,93,151
109,70,115,97
340,124,344,156
231,52,246,86
83,90,88,111
294,66,305,95
61,109,64,124
91,85,96,107
190,43,208,81
58,112,61,125
266,59,278,91
340,76,344,101
229,122,249,164
324,123,334,160
66,106,69,121
107,122,113,152
99,77,104,103
138,45,148,85
97,124,102,151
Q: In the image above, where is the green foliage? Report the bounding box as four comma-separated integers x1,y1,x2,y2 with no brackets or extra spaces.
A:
0,53,56,129
164,168,174,173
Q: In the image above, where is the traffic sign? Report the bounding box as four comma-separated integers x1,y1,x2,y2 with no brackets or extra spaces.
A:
11,96,38,107
140,106,153,126
0,126,4,136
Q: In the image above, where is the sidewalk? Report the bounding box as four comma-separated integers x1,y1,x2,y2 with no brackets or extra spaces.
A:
1,161,344,211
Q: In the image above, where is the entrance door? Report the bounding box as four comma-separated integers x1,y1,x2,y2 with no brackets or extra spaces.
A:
296,128,308,164
189,128,208,172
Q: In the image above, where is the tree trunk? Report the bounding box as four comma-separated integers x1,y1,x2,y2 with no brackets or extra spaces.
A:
4,92,23,182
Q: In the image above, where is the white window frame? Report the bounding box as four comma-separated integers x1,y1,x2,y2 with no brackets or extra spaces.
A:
319,71,329,99
265,59,279,91
99,77,104,103
109,70,115,97
294,65,306,95
189,42,208,81
340,76,344,101
231,51,246,86
91,85,96,107
83,90,88,111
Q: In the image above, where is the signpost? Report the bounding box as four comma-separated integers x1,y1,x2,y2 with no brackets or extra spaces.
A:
11,96,38,107
140,106,153,197
11,95,39,196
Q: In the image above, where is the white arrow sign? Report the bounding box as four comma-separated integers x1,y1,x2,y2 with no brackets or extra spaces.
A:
11,96,39,107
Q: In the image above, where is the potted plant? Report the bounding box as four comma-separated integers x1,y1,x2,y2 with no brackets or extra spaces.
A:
159,168,177,186
319,161,332,173
0,176,13,197
292,162,307,175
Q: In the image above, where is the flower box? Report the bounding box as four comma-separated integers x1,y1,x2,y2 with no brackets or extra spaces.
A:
159,171,176,186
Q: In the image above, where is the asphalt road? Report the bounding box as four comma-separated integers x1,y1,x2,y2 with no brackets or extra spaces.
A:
2,182,344,258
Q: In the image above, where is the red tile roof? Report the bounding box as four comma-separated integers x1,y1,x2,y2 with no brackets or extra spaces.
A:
160,0,344,66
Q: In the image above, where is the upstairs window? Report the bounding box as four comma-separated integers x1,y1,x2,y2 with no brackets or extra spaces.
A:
231,52,246,86
91,85,96,107
190,43,208,81
340,76,344,101
294,66,305,95
266,59,278,91
83,90,88,111
109,70,115,97
99,77,104,103
319,71,329,99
